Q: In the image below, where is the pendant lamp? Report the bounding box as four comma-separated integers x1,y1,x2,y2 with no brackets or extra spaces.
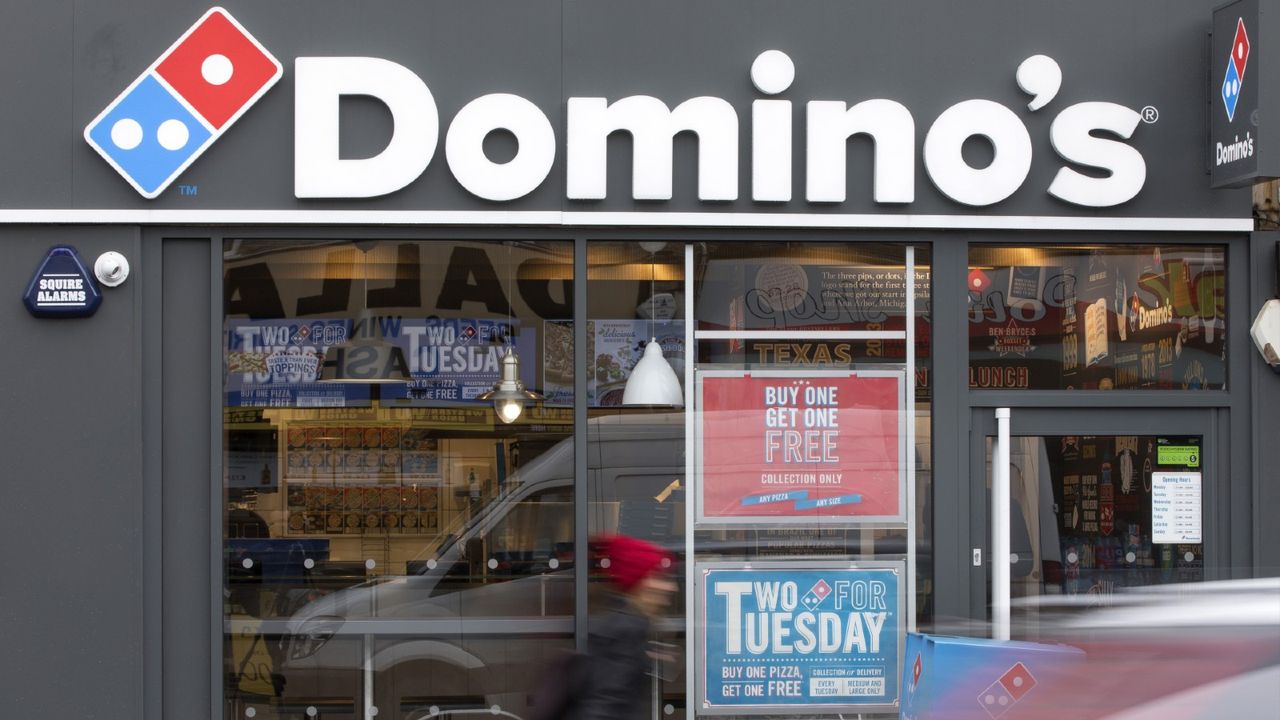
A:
622,243,684,407
477,347,542,424
320,245,412,384
477,242,542,423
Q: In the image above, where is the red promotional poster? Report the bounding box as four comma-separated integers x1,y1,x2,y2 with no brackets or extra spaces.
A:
697,370,905,523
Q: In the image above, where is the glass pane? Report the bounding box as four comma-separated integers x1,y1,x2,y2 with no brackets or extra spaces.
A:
984,434,1205,637
968,245,1226,390
223,239,574,718
581,241,931,718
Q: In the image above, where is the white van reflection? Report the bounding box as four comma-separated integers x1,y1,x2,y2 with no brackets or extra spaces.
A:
279,413,685,717
276,410,938,717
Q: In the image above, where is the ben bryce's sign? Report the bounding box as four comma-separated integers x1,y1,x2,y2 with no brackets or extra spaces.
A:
87,8,1149,208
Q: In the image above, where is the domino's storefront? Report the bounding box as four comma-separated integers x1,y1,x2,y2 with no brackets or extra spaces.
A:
2,1,1278,719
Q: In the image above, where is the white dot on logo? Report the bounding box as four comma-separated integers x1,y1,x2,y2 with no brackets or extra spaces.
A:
974,278,984,288
110,118,144,150
1013,677,1023,687
998,696,1009,706
156,119,190,151
202,54,234,85
750,50,795,95
984,694,995,705
1238,45,1245,61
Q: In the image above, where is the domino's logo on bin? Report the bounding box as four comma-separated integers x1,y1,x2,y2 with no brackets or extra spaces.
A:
84,7,282,198
976,662,1037,719
1220,17,1250,122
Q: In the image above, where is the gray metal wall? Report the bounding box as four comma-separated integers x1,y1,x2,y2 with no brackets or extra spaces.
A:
0,0,1252,217
0,228,146,717
0,230,213,719
1250,233,1280,575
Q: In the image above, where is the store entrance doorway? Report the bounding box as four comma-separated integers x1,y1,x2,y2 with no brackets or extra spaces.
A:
967,407,1218,637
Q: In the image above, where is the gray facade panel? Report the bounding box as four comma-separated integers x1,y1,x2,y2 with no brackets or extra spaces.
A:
0,227,143,717
0,0,1252,218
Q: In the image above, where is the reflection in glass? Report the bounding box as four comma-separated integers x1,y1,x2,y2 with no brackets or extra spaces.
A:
223,239,574,718
985,434,1205,637
968,245,1226,390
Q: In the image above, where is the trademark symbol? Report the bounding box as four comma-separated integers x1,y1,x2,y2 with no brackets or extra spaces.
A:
1141,106,1159,124
178,185,199,196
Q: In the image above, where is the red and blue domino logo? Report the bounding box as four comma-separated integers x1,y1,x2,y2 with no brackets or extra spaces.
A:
84,7,282,198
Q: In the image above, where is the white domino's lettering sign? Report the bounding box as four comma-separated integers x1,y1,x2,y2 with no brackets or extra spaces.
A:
87,8,1147,209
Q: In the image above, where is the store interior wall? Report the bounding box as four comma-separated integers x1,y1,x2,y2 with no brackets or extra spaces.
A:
0,226,146,717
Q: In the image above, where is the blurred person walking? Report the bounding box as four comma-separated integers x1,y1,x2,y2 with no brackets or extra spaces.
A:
532,535,676,720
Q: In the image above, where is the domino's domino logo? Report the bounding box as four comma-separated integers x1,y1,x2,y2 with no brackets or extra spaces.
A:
84,7,281,198
1220,17,1250,122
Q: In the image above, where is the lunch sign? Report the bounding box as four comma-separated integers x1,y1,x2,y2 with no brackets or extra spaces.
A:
695,370,907,525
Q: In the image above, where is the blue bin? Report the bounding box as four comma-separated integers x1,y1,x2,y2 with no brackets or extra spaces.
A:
900,633,1084,720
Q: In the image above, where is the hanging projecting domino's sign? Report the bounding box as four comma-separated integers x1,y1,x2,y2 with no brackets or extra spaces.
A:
1210,0,1280,188
83,8,1149,209
698,562,903,715
696,370,906,525
23,246,102,318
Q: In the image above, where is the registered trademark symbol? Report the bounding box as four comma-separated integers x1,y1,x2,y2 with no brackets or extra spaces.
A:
1141,106,1159,124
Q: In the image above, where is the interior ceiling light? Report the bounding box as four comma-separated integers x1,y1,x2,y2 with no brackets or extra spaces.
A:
477,347,543,424
478,242,542,423
319,243,411,384
623,242,684,407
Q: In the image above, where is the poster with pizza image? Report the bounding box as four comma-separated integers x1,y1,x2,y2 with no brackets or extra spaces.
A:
697,370,906,524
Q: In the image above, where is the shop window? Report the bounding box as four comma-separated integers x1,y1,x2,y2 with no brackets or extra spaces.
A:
222,239,573,719
968,245,1226,390
983,435,1204,636
583,241,933,719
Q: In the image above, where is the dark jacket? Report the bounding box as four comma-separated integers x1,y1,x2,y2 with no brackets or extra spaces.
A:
571,595,652,720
